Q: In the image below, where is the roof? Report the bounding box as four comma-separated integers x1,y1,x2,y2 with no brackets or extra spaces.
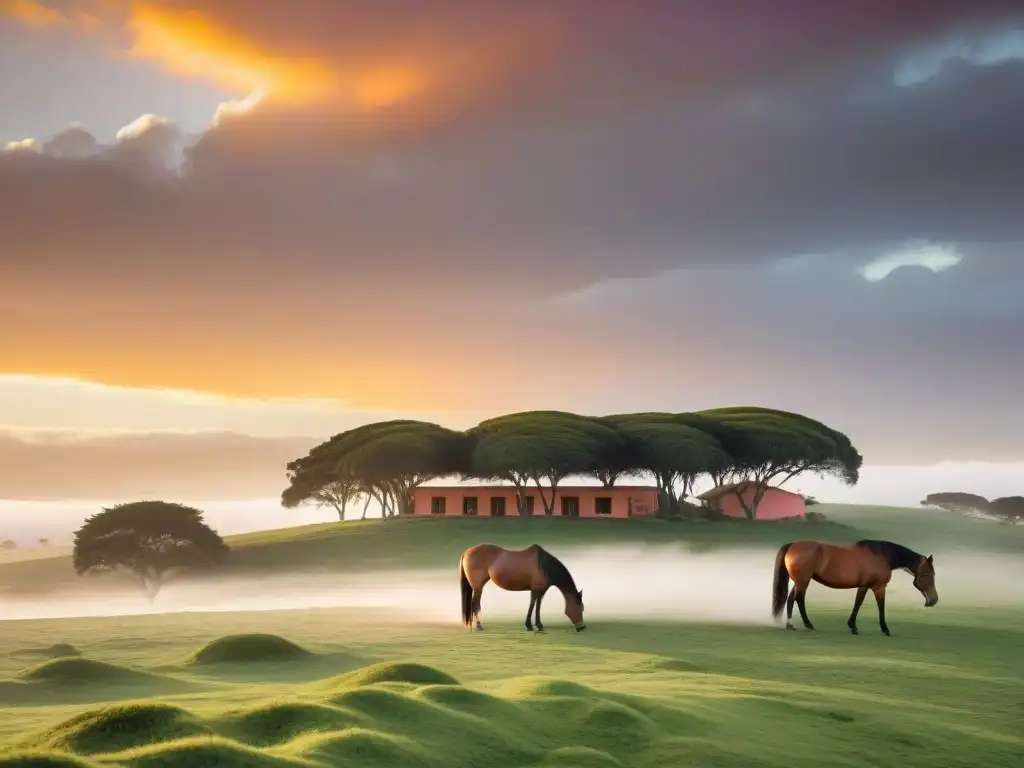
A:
696,481,805,501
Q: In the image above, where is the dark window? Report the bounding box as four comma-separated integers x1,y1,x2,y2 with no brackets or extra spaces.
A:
561,496,580,517
523,495,536,515
462,497,478,516
490,496,506,517
595,497,612,516
430,497,446,515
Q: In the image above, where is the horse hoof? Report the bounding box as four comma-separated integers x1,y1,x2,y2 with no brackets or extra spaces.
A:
849,628,858,635
785,624,796,631
881,630,890,637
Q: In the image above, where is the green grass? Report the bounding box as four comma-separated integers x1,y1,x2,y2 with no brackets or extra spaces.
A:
0,606,1021,767
0,504,1021,766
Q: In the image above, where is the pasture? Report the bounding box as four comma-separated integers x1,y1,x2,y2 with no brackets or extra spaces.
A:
0,504,1021,766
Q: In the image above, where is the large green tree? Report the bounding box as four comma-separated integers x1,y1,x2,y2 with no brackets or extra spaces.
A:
469,411,624,515
695,407,860,519
283,420,467,518
599,413,731,513
72,501,229,601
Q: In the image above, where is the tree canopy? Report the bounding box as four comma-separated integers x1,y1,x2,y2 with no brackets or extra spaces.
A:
72,501,229,601
282,420,468,518
281,405,861,519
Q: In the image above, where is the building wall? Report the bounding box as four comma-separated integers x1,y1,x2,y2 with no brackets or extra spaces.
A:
412,486,659,518
711,486,805,520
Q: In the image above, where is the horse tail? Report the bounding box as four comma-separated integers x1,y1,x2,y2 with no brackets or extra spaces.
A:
772,543,793,620
460,558,473,626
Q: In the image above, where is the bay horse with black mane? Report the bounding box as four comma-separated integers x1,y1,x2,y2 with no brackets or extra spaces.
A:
459,543,586,632
772,539,938,635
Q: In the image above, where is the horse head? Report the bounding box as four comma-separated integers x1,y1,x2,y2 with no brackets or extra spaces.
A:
565,589,586,631
913,555,938,607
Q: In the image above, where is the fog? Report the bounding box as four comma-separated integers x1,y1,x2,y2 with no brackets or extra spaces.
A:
2,544,1023,624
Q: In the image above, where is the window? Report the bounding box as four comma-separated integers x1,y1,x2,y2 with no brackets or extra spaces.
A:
490,496,506,517
595,497,612,516
560,496,580,517
430,497,447,515
523,495,536,515
462,497,478,516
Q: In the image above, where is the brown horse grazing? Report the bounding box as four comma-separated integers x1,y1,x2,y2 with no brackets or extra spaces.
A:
772,539,938,636
459,543,586,632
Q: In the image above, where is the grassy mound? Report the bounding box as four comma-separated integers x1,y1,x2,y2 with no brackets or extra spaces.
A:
324,661,458,689
0,754,101,767
215,701,362,748
103,737,308,767
185,634,313,666
296,727,432,766
24,702,210,755
15,658,163,688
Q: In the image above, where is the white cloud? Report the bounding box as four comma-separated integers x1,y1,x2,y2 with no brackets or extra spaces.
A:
859,242,963,282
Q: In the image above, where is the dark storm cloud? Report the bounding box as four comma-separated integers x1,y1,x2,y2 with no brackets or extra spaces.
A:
2,1,1023,292
2,0,1023,464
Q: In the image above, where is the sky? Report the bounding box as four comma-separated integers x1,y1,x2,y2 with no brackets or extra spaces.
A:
2,1,1024,534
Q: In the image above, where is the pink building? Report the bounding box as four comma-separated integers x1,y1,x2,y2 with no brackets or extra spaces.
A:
696,481,806,521
411,485,659,518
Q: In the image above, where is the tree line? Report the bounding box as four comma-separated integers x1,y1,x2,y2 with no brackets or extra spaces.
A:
281,407,862,521
920,492,1024,524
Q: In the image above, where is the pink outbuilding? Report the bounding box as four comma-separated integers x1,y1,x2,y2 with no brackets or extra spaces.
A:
696,481,806,520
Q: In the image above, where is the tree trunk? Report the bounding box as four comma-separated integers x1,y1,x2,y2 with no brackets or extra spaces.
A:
531,475,559,516
329,500,346,521
507,474,530,515
361,495,371,520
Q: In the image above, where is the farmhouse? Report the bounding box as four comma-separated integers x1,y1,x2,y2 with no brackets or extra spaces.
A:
412,485,659,518
696,481,806,520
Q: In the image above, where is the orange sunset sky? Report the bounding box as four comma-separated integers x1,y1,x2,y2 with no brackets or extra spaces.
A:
2,1,1023,506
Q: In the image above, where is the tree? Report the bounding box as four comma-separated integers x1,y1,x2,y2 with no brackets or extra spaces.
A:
282,472,367,521
283,420,467,519
72,501,229,602
600,413,730,515
0,540,17,550
990,496,1024,524
469,411,624,515
38,538,50,547
694,407,858,520
920,492,992,517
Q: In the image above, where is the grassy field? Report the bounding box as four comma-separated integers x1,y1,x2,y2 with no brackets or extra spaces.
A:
0,504,1021,766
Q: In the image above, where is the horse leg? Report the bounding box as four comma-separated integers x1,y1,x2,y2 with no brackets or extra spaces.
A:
525,592,536,632
785,587,797,630
847,587,868,635
872,585,890,636
472,580,488,631
795,583,815,630
533,586,549,632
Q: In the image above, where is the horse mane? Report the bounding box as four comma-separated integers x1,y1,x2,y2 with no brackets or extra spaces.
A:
535,545,580,597
855,539,924,573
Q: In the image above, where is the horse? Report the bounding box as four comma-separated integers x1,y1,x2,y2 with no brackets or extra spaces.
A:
771,539,938,636
459,543,586,632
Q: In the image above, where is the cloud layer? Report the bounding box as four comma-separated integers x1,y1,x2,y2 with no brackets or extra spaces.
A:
3,1,1024,465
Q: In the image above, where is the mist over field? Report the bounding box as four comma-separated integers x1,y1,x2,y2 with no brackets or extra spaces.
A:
3,543,1023,625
